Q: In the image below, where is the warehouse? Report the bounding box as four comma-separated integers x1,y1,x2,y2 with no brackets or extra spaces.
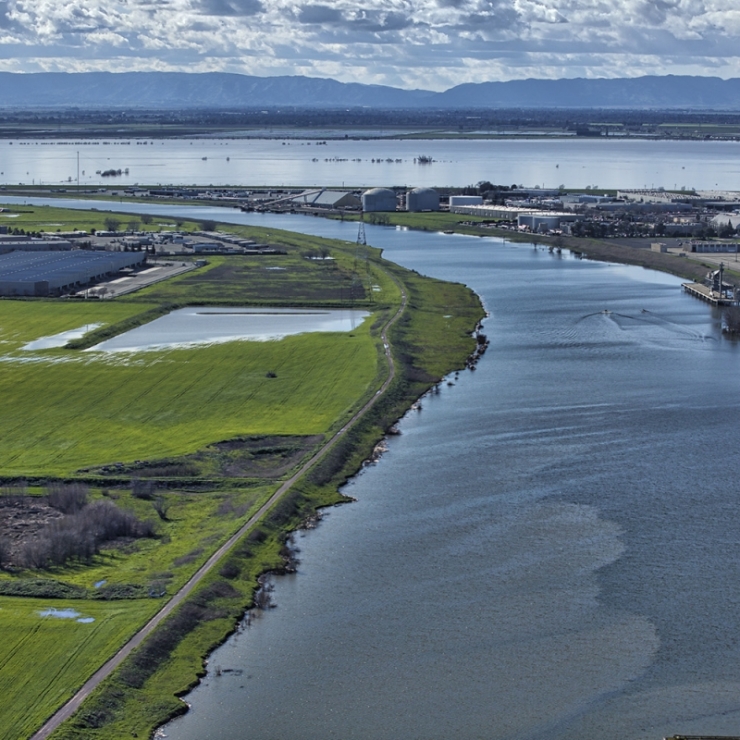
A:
450,204,538,219
0,250,146,296
0,235,73,254
289,189,361,209
449,195,483,208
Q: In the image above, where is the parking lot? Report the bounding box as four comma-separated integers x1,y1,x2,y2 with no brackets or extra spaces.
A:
81,260,199,298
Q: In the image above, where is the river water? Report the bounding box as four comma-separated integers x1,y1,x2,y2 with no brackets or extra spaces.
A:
6,197,740,738
133,213,737,740
4,137,740,189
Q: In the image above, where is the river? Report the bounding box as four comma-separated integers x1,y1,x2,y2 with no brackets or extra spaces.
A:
4,137,740,189
155,212,739,740
8,197,740,738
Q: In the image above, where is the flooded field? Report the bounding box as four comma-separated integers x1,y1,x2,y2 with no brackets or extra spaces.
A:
89,307,369,352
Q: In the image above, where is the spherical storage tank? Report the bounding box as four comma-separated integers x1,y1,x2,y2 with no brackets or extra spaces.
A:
407,187,440,212
362,188,397,212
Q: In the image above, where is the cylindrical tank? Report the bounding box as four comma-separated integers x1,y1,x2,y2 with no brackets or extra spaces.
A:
449,195,483,207
407,187,440,212
362,188,397,212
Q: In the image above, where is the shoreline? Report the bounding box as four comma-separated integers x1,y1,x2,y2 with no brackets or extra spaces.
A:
24,232,485,740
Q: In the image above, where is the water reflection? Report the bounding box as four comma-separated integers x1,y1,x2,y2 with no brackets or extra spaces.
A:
89,307,368,352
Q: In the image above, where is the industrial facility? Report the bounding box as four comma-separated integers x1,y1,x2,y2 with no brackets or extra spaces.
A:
0,235,73,254
0,250,147,296
449,195,483,208
362,188,397,212
407,187,440,212
286,189,361,209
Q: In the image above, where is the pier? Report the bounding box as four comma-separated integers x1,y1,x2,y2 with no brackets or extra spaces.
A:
682,282,737,306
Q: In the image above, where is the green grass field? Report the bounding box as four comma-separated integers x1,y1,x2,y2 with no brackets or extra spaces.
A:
0,302,379,476
0,596,158,740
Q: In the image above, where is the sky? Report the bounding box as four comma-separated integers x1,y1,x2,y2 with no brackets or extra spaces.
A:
0,0,738,90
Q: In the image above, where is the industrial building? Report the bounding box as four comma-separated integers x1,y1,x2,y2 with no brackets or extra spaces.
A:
449,195,483,208
0,250,146,296
407,187,439,212
0,235,73,254
517,211,581,232
689,241,740,253
288,189,361,209
362,188,397,212
450,204,537,219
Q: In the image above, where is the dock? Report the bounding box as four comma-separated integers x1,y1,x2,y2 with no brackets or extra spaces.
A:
682,282,737,306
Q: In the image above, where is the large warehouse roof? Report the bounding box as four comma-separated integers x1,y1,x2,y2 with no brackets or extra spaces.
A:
0,250,146,296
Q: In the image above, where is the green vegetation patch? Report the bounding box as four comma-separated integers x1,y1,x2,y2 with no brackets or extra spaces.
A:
87,434,325,479
0,596,158,740
0,300,155,351
0,303,379,476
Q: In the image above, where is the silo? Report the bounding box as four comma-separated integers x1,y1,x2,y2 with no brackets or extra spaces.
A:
407,187,440,212
362,188,397,212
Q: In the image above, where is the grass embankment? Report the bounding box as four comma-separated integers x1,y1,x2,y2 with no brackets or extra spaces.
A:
0,207,483,740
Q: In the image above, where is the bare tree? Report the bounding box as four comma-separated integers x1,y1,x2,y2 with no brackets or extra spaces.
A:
152,495,170,521
47,482,88,514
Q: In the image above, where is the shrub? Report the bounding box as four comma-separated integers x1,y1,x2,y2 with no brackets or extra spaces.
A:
132,478,156,500
219,561,240,579
19,500,156,569
47,482,88,514
0,578,87,599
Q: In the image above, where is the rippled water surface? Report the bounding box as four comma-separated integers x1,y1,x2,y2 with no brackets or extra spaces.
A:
148,222,740,740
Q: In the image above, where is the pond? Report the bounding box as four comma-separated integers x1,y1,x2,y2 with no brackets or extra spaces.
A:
89,307,369,352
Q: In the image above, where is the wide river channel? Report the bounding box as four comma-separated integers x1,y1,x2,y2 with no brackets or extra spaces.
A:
8,198,740,739
5,137,740,189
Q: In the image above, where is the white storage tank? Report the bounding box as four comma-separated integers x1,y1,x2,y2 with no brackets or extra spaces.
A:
449,195,483,207
407,187,440,212
362,188,397,212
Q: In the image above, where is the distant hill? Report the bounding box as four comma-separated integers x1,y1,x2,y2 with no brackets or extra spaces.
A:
3,72,740,109
0,72,434,109
434,76,740,109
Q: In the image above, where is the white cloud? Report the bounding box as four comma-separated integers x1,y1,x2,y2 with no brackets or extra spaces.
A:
0,0,739,87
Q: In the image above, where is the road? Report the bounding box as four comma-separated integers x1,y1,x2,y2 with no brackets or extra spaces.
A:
30,273,407,740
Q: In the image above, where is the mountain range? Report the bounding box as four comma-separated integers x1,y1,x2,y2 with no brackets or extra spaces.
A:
3,72,740,109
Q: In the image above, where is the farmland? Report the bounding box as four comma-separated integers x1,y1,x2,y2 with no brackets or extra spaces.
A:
0,205,484,740
0,597,158,740
0,311,379,476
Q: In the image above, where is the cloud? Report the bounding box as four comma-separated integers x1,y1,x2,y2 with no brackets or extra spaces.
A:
1,0,740,89
196,0,264,16
298,4,343,24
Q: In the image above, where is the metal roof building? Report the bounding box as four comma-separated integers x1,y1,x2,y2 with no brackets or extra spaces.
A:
290,189,361,209
0,235,73,254
0,250,146,296
449,195,483,207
